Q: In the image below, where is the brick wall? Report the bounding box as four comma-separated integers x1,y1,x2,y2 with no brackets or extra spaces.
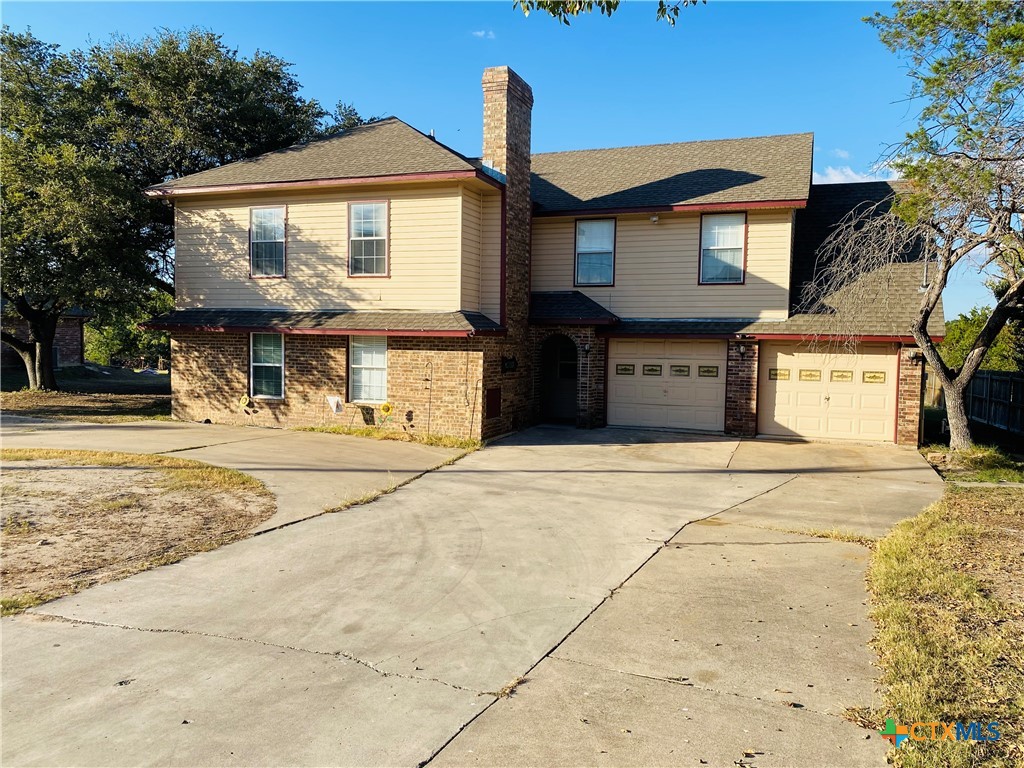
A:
1,318,84,369
725,339,758,437
896,345,924,446
481,66,536,439
171,331,487,441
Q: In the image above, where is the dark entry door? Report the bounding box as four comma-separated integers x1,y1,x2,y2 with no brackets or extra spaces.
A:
541,335,578,423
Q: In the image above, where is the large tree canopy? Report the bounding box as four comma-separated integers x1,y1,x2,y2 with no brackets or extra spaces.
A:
515,0,704,26
1,26,375,388
803,1,1024,450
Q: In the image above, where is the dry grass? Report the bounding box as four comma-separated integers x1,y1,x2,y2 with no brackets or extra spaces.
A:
1,390,171,423
756,524,877,547
1,449,274,616
867,487,1024,767
921,444,1024,484
296,424,481,451
1,448,265,494
486,676,528,699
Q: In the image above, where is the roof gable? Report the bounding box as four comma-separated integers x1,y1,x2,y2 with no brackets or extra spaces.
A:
150,118,478,192
530,132,814,214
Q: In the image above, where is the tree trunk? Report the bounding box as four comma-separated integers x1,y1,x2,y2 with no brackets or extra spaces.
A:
28,317,60,391
943,382,974,451
1,331,39,389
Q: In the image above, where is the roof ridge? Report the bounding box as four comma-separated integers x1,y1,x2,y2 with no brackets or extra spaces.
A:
531,131,814,159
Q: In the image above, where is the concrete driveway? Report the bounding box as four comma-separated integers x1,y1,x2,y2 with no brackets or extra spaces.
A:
0,417,462,531
0,424,941,767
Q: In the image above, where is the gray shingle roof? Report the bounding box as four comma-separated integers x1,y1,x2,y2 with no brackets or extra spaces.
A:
530,133,814,214
530,292,619,325
149,118,478,191
144,308,501,334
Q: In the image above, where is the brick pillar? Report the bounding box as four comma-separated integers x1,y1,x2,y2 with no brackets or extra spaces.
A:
482,66,534,431
725,340,758,437
896,345,924,446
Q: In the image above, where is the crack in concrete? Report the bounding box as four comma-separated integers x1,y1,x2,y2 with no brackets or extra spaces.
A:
155,435,282,455
547,654,861,723
419,474,800,768
27,611,485,696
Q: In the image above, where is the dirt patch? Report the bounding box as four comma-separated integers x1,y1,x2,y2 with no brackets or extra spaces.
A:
1,458,274,613
0,390,171,423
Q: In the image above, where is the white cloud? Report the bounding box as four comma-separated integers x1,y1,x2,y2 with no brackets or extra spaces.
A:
831,148,851,160
812,165,901,184
471,30,496,39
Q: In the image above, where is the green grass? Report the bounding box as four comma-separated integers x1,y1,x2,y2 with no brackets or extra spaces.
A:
921,444,1024,484
1,594,53,617
0,448,268,495
866,487,1024,767
296,424,482,451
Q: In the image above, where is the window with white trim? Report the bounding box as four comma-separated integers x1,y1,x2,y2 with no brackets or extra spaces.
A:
250,207,286,277
349,336,387,403
575,219,615,285
250,333,284,398
349,202,388,276
700,213,745,284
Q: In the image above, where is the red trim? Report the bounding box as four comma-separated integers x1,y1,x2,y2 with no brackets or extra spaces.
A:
598,330,944,343
146,169,502,198
499,187,507,326
698,212,747,286
150,324,496,338
534,199,808,218
249,205,288,279
347,200,391,278
573,217,616,287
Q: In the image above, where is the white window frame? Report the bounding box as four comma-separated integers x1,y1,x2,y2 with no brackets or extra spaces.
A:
699,212,746,285
249,206,287,278
574,218,616,286
349,336,388,404
250,333,285,399
348,201,389,277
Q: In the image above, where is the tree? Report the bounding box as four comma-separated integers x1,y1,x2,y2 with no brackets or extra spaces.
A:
1,27,374,388
85,291,174,369
803,2,1024,451
515,0,703,26
940,306,1023,372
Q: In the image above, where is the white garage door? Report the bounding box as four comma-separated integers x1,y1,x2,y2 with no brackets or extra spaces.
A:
758,342,898,442
608,339,727,431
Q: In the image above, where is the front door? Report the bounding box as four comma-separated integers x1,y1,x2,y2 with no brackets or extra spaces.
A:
540,335,578,423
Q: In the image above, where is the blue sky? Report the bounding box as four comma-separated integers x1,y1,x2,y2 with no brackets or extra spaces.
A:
5,0,991,317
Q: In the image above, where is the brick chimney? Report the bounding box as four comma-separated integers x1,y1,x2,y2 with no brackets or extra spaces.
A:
482,66,533,334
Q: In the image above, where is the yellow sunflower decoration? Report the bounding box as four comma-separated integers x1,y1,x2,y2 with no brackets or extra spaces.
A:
379,402,394,417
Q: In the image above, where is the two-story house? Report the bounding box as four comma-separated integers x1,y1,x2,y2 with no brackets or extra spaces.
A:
147,66,942,446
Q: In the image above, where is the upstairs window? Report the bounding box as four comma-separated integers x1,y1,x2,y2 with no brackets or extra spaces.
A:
250,333,284,398
575,219,615,286
349,336,387,403
250,207,286,277
349,202,388,276
700,213,745,284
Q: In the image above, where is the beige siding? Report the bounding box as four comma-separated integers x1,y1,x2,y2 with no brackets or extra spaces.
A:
460,186,481,312
175,184,463,311
479,193,502,321
531,210,793,319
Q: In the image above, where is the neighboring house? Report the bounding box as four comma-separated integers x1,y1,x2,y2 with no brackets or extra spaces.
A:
0,305,89,370
145,66,943,445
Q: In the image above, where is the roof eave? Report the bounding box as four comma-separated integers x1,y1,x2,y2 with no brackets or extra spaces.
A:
534,198,808,218
145,169,503,198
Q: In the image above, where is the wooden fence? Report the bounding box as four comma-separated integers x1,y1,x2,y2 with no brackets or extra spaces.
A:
923,368,1024,439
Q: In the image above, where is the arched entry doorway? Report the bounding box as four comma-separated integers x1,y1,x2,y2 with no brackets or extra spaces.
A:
540,334,578,423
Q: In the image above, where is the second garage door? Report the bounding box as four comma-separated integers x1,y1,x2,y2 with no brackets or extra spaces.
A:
757,342,898,442
608,339,727,431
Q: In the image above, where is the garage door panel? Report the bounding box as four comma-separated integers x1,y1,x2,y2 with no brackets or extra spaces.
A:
758,342,897,443
608,339,726,431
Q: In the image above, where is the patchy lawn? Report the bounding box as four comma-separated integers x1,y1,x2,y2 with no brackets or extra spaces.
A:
1,366,171,422
297,424,482,451
0,448,274,615
867,486,1024,768
922,444,1024,484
